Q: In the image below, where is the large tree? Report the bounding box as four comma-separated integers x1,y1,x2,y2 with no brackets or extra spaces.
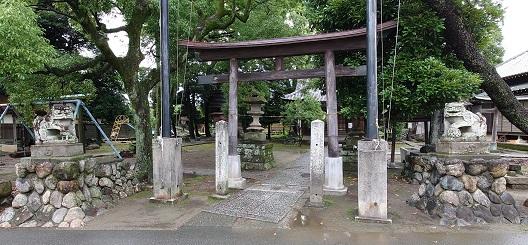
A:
425,0,528,134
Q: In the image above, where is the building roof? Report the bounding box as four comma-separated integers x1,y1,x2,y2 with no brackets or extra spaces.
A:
496,50,528,79
283,80,326,102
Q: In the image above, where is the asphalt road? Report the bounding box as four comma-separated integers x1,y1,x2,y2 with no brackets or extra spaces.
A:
1,226,528,245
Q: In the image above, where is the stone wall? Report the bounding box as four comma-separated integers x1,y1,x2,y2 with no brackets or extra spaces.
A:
237,143,275,170
404,155,526,225
0,156,141,228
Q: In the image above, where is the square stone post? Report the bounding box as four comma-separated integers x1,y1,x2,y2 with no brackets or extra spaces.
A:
228,58,246,189
324,50,347,196
215,120,229,195
356,140,391,223
151,138,185,203
310,120,325,207
490,108,499,151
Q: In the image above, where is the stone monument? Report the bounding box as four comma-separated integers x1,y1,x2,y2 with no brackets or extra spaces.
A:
237,94,275,170
405,102,525,225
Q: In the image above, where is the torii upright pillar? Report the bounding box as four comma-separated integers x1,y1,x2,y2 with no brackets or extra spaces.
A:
324,50,347,196
227,58,246,189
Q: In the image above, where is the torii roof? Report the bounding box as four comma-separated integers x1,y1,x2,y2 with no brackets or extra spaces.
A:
179,21,397,61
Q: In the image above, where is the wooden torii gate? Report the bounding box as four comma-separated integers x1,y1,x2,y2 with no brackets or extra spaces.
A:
179,21,396,191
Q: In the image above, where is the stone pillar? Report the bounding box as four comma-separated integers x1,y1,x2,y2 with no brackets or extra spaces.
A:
310,120,325,207
228,58,246,189
151,138,185,203
356,140,391,223
215,121,229,195
324,50,347,196
490,108,499,151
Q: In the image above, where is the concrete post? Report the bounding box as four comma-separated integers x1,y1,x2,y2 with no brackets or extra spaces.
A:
490,108,499,151
151,138,185,203
215,121,229,195
310,120,325,207
228,58,246,189
356,140,392,223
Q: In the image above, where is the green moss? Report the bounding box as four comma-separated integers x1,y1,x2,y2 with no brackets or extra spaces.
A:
498,143,528,152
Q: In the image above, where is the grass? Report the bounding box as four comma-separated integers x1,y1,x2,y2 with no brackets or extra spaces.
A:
346,208,359,219
323,198,336,207
498,143,528,152
86,142,131,154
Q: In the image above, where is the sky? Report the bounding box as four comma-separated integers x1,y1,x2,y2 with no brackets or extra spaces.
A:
501,0,528,61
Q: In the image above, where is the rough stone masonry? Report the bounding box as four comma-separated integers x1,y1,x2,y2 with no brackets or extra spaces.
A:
0,157,141,228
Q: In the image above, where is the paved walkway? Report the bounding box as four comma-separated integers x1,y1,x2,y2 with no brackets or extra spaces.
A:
202,153,310,224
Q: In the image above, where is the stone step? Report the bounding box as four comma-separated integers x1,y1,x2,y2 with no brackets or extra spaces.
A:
505,175,528,189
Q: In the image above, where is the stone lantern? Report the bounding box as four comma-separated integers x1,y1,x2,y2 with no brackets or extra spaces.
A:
237,94,275,170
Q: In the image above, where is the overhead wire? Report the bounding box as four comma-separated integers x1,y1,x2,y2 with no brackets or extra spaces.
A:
387,0,402,133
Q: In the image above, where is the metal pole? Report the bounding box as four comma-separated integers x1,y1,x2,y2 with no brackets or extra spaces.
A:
160,0,172,138
81,103,122,159
366,0,378,140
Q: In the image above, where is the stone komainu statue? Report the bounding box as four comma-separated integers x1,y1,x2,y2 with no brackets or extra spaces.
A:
33,103,78,144
442,102,487,142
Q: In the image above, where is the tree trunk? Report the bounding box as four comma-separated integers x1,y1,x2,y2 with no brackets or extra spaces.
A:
130,86,153,182
183,86,196,139
203,99,212,137
425,0,528,134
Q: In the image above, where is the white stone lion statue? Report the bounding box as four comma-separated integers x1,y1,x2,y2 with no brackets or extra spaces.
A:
442,102,487,142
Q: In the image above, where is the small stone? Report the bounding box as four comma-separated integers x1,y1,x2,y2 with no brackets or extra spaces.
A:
12,193,28,208
70,218,84,228
456,206,475,222
27,191,42,212
418,184,426,196
11,207,33,226
477,172,493,190
92,198,105,209
52,208,68,224
414,164,423,172
502,205,520,224
434,184,444,196
35,161,53,178
15,162,28,178
76,190,86,201
83,216,94,223
98,177,113,188
0,222,11,228
488,160,509,178
460,175,478,193
491,177,506,195
58,222,69,228
57,180,80,194
78,160,85,172
439,190,460,206
53,162,81,181
457,190,473,206
466,160,488,175
82,185,91,202
425,183,435,197
440,176,464,191
473,205,494,223
33,179,45,194
472,189,491,207
444,160,465,177
89,187,102,198
500,192,515,205
488,191,502,204
50,191,63,208
0,181,12,198
34,204,55,224
441,203,457,219
414,172,423,182
42,190,51,205
19,220,38,228
15,178,32,193
85,174,98,187
0,207,15,223
44,175,58,190
94,164,113,177
63,207,85,223
62,192,80,208
490,204,502,216
41,221,54,228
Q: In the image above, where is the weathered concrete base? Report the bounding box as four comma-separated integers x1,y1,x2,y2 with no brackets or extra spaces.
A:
355,216,392,224
31,143,84,157
228,155,246,189
243,132,266,142
152,138,183,201
435,141,490,155
149,193,188,205
324,157,347,196
357,140,389,222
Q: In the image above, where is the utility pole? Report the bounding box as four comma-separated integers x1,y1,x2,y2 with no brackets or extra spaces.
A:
366,0,378,140
161,0,171,138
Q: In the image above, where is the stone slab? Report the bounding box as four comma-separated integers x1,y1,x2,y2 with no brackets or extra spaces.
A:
357,140,389,221
435,141,490,155
31,143,84,158
309,120,324,207
505,176,528,185
205,185,304,223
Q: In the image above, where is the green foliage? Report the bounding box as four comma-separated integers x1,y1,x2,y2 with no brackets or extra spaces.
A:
282,96,325,126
